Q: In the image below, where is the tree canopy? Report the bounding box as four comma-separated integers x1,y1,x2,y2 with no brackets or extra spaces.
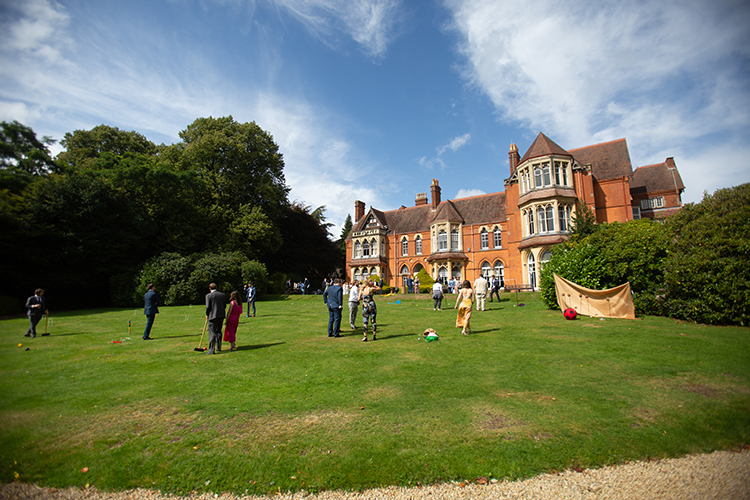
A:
0,119,340,311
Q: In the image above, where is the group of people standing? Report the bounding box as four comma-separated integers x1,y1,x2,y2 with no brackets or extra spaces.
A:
324,278,380,341
141,280,256,354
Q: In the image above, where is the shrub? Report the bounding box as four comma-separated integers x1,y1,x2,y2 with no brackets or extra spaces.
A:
416,269,434,294
662,184,750,325
540,219,669,314
241,260,270,296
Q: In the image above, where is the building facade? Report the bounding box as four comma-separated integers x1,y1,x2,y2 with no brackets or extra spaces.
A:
346,133,685,290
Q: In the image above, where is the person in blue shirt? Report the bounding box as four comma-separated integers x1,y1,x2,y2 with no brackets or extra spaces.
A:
244,281,256,317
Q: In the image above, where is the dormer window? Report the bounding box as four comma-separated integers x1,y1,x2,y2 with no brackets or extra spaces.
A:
367,215,378,227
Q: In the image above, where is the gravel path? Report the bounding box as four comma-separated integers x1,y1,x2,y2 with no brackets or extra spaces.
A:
2,449,748,500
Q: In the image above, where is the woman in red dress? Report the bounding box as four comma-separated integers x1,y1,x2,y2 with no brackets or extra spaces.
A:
223,290,243,350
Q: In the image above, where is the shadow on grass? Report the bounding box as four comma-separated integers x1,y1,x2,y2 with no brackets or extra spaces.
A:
234,342,285,351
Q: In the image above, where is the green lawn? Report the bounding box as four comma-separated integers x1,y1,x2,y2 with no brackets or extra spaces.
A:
1,293,748,496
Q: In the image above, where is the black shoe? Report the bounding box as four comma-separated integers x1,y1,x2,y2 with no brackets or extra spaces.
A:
31,334,36,338
333,334,341,338
143,337,153,340
24,333,31,337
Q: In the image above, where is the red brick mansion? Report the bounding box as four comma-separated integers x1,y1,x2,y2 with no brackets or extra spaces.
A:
345,132,685,290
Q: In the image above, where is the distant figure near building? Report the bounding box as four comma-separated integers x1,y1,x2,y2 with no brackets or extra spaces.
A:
143,283,159,340
205,283,227,355
24,288,47,338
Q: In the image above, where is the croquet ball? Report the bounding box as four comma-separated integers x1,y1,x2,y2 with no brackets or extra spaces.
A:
25,347,29,351
563,308,577,320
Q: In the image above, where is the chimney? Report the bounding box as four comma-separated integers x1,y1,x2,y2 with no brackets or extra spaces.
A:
354,200,365,222
430,178,441,210
415,192,428,206
509,143,520,175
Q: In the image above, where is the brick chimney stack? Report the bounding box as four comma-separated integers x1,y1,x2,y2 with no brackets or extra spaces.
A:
509,143,520,175
430,178,441,210
354,200,365,222
415,192,427,206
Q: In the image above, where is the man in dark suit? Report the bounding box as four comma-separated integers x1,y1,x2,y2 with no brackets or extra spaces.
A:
205,283,227,354
488,275,501,303
24,288,47,338
143,283,159,340
323,278,343,337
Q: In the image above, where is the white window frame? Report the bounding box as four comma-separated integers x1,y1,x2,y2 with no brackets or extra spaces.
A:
451,229,459,251
438,230,447,251
401,238,408,256
493,227,502,248
415,235,422,255
480,228,489,250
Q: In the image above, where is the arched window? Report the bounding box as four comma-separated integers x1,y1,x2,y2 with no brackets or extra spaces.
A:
537,206,547,232
401,237,408,256
451,229,459,250
438,230,447,251
438,266,448,282
354,268,361,282
414,263,424,274
527,209,535,235
415,235,422,254
362,240,370,257
534,165,542,187
451,265,461,281
559,205,571,232
370,238,378,257
545,205,554,232
527,253,537,289
542,162,551,186
481,261,492,277
400,265,409,289
494,261,505,287
480,228,489,249
354,241,362,258
493,227,502,248
541,249,552,265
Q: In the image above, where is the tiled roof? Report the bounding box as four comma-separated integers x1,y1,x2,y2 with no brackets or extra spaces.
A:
351,192,508,237
568,138,633,181
431,200,464,224
519,132,571,164
630,161,685,194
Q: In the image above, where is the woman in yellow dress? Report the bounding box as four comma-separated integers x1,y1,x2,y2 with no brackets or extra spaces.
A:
454,280,474,335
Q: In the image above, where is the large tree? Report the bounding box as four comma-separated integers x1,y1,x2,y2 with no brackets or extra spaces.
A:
176,116,289,222
57,125,157,170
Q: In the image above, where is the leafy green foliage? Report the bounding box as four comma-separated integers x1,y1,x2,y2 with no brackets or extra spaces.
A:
540,219,669,313
0,119,340,310
416,268,434,293
570,199,597,238
0,120,59,177
662,184,750,325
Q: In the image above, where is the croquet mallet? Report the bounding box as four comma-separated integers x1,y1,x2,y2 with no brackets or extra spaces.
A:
194,317,208,352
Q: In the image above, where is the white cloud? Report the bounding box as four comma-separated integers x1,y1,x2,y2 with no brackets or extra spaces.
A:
420,132,471,170
445,0,750,203
271,0,404,57
454,188,485,199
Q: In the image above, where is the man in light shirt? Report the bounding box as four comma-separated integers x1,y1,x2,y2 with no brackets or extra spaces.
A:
474,275,488,311
348,280,360,329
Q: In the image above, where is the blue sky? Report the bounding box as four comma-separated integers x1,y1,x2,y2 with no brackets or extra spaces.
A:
2,0,749,237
